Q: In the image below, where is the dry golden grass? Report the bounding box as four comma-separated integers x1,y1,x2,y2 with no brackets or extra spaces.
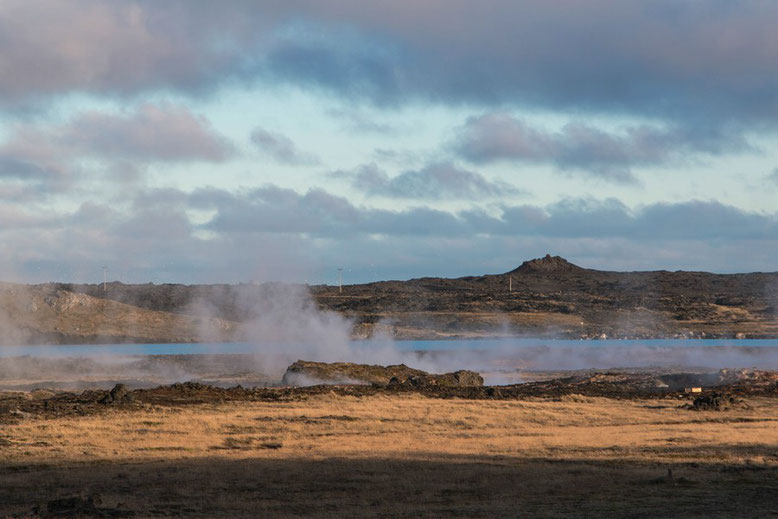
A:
2,394,778,517
4,394,778,465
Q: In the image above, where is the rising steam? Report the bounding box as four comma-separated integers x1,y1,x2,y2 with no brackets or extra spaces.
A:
1,281,778,389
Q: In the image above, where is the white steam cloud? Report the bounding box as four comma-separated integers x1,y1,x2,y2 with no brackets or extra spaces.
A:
1,282,778,389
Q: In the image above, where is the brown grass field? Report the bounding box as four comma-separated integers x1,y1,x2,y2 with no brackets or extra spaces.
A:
2,393,778,517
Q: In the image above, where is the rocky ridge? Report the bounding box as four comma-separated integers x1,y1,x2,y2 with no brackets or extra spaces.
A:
1,255,777,344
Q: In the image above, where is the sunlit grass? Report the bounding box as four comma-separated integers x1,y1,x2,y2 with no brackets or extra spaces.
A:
3,394,778,466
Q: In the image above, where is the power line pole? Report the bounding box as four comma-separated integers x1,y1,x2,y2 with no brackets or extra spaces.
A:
102,266,108,292
338,268,343,293
509,275,512,292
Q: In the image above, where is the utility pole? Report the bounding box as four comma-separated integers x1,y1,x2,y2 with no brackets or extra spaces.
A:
102,266,108,292
338,268,343,293
509,275,512,292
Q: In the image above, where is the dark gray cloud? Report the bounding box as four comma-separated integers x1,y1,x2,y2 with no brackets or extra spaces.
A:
0,0,269,108
250,128,319,165
337,162,521,199
1,185,776,283
489,199,777,241
264,1,778,125
0,155,63,180
2,0,778,129
196,185,466,237
454,113,750,182
194,186,778,243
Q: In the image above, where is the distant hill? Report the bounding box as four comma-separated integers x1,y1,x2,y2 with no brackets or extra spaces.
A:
510,254,585,274
0,283,237,345
1,256,777,344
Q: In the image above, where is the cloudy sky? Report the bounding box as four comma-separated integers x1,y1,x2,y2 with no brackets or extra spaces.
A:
1,0,777,284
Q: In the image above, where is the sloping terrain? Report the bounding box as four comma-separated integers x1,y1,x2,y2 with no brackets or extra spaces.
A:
0,283,237,345
314,255,778,339
3,255,778,343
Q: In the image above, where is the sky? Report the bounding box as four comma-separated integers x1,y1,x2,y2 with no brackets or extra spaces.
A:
0,0,776,284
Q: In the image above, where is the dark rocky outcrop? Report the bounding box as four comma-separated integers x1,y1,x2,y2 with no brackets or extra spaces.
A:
390,369,484,388
511,254,584,274
691,392,733,411
282,361,428,386
281,360,483,387
99,383,133,405
5,254,778,343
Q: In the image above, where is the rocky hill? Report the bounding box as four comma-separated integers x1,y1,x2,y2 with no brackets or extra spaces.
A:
2,255,777,344
0,283,236,345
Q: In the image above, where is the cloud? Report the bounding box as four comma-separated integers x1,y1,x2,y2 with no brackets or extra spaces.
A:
0,104,233,195
63,104,235,162
265,1,778,125
250,127,319,165
193,186,778,244
453,113,750,182
491,198,778,241
0,155,64,180
263,21,404,105
338,162,521,199
0,0,269,108
767,168,778,184
4,104,233,164
1,185,776,283
1,1,778,130
196,193,778,277
195,185,466,237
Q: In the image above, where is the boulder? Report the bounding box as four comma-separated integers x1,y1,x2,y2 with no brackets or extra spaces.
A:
691,392,742,411
391,369,484,388
99,383,133,405
282,360,483,387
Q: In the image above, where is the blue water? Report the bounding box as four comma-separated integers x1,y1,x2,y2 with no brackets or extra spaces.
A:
1,338,777,358
400,338,778,351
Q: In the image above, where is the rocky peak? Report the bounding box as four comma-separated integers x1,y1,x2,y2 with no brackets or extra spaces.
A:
511,254,583,274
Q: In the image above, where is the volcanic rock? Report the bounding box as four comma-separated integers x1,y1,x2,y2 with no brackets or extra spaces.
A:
281,360,483,387
691,392,741,411
391,370,485,388
282,361,427,386
718,369,778,386
511,254,583,274
99,383,132,405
